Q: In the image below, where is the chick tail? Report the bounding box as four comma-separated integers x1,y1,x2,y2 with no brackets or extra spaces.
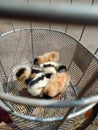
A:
57,65,67,72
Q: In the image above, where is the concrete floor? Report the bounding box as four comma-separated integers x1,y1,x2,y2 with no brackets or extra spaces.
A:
0,0,98,55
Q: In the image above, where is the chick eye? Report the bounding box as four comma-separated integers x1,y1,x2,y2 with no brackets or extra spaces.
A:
22,76,26,79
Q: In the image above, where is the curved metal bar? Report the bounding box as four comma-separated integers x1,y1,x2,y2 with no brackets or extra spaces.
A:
9,103,95,122
0,101,12,112
76,103,98,130
0,92,98,107
94,48,98,55
12,111,62,122
68,103,96,119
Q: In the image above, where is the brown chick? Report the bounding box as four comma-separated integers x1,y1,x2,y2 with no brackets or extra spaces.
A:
34,51,59,65
16,65,31,82
43,72,70,99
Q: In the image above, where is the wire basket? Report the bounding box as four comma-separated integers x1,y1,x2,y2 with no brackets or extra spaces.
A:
0,1,98,130
0,27,98,130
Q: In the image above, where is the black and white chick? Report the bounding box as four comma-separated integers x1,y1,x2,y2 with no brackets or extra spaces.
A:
25,72,52,97
40,61,67,74
16,65,52,97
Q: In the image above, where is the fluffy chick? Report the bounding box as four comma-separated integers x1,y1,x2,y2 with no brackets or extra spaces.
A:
16,65,52,97
25,72,52,97
16,65,43,81
16,65,31,82
40,61,67,74
43,72,70,99
30,67,43,78
34,51,59,65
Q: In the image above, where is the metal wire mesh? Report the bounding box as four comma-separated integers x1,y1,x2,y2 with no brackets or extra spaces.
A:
0,27,97,129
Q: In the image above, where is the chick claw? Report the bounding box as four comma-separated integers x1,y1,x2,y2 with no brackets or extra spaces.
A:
54,94,62,100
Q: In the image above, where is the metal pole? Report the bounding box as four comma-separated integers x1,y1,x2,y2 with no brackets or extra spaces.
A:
0,1,98,25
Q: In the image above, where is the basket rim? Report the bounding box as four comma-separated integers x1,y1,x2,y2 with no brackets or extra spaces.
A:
0,92,98,107
9,103,95,122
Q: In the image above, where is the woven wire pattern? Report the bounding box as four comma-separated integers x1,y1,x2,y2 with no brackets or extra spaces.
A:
0,28,98,129
9,114,61,130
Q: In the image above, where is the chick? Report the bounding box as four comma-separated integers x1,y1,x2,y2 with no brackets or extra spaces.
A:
43,72,70,99
25,72,52,97
16,65,52,97
34,51,59,65
40,61,67,74
16,65,31,82
16,65,43,81
30,67,43,78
